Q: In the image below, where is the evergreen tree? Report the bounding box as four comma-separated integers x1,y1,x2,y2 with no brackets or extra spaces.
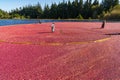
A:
101,0,119,11
78,0,84,16
43,4,50,18
83,0,92,18
67,0,72,18
114,0,119,6
91,0,100,18
36,2,43,18
93,0,99,5
57,2,68,19
50,3,58,19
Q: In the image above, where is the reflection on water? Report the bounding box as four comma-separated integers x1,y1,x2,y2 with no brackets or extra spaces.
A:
0,19,102,26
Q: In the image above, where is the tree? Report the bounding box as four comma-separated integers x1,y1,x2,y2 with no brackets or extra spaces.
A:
91,0,100,19
113,0,119,6
101,0,119,12
83,0,92,19
67,0,72,18
93,0,99,5
43,4,50,18
78,0,83,14
50,3,58,19
57,2,68,19
0,9,9,19
35,2,43,18
73,0,79,18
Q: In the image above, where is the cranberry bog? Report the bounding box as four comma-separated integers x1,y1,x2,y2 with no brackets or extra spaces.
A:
0,22,120,80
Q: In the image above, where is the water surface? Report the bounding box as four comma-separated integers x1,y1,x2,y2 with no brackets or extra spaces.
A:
0,19,103,26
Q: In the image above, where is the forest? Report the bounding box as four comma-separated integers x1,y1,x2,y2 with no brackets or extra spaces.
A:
0,0,119,20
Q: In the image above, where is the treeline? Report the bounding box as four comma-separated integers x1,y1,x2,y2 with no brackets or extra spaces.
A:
0,9,9,19
0,0,119,19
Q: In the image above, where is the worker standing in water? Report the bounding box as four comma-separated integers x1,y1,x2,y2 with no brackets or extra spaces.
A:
51,23,55,32
101,20,106,29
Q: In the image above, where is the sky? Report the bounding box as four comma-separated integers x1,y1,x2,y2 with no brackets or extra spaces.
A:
0,0,104,12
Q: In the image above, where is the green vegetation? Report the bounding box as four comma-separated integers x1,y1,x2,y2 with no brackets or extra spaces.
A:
104,5,120,20
0,0,119,20
0,9,9,19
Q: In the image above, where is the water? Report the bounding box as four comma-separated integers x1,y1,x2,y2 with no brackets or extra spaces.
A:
0,19,102,26
0,19,40,26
